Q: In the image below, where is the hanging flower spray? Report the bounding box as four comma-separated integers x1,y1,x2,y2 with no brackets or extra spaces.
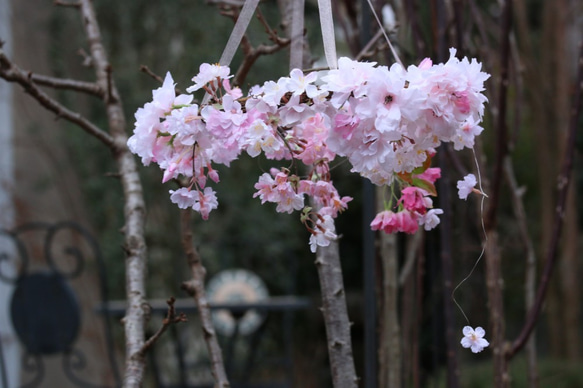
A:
128,48,490,351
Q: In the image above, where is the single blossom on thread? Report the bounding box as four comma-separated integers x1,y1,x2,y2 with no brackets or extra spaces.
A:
460,326,489,353
457,173,477,200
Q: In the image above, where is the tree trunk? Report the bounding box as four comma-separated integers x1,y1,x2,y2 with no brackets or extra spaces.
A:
377,186,401,388
78,2,149,385
314,234,359,387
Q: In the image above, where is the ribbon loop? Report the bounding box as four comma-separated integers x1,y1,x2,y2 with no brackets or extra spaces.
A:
289,0,306,71
218,0,261,67
317,0,338,69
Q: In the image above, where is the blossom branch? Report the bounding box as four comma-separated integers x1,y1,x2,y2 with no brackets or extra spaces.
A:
507,40,583,359
0,49,115,148
77,1,149,386
179,209,230,388
137,297,187,357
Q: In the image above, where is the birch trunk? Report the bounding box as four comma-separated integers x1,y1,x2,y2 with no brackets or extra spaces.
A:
314,232,359,388
77,2,149,385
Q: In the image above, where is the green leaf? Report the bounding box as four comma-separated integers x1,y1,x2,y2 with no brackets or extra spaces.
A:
411,178,437,196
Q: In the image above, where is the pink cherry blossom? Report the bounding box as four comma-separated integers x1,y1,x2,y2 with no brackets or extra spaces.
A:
416,167,441,184
169,187,198,209
399,187,432,214
193,187,218,220
187,63,231,93
309,214,337,253
285,68,318,96
371,209,419,234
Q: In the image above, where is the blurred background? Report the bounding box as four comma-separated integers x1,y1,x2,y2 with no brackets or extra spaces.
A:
0,0,582,387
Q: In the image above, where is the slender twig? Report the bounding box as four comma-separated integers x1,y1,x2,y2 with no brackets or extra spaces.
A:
105,64,116,103
179,209,230,388
256,8,289,46
139,65,164,84
234,40,289,86
403,0,426,57
0,50,115,148
139,65,184,96
77,48,93,67
138,297,187,357
451,0,464,55
54,0,81,7
507,40,583,359
354,28,383,61
217,5,289,86
206,0,245,6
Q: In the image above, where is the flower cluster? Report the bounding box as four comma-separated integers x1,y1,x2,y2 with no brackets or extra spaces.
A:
370,165,444,234
128,49,489,251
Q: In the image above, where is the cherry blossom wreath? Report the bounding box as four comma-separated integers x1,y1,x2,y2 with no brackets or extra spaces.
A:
128,0,490,354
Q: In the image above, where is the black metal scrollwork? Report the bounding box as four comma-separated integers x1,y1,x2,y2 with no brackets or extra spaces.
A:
63,348,115,388
45,221,97,279
19,354,43,388
0,221,121,388
0,229,29,283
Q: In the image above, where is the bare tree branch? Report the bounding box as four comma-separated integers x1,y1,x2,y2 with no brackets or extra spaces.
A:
180,209,230,388
354,28,383,61
138,297,187,357
507,40,583,359
234,37,289,86
0,50,115,148
256,7,289,47
54,0,81,8
28,72,103,97
218,6,289,86
206,0,245,6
